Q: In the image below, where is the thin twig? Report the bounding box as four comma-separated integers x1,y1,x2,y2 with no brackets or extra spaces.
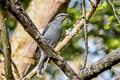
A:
81,0,88,69
108,0,120,24
22,66,38,80
55,0,100,52
89,0,94,6
11,60,20,79
0,8,15,80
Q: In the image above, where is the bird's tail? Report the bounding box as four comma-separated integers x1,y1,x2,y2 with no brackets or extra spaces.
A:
37,50,49,75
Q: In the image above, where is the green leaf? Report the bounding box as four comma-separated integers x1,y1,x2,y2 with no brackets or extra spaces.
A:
114,24,120,32
89,16,103,23
107,16,115,22
67,8,78,14
116,24,120,27
97,1,108,10
107,39,119,48
104,24,111,29
117,9,120,15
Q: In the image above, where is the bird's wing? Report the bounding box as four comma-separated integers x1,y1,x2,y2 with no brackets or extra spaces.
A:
42,23,51,36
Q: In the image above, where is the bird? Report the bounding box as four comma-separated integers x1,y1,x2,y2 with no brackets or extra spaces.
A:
37,13,71,75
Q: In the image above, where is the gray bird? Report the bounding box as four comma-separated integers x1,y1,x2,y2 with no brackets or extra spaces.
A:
37,13,71,75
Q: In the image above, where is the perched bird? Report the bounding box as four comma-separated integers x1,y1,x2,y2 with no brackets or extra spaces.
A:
37,13,71,75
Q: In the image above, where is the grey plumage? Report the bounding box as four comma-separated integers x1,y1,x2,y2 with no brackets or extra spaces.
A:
37,13,70,75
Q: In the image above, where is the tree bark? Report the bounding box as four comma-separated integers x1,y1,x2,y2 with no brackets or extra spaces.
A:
0,8,14,80
78,48,120,80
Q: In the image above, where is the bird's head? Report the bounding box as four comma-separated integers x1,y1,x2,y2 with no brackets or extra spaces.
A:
55,13,71,22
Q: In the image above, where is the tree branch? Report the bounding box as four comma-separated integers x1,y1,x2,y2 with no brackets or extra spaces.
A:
55,0,100,52
24,47,120,80
108,0,120,24
81,0,88,69
79,48,120,80
0,8,14,80
2,0,80,79
0,50,20,79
